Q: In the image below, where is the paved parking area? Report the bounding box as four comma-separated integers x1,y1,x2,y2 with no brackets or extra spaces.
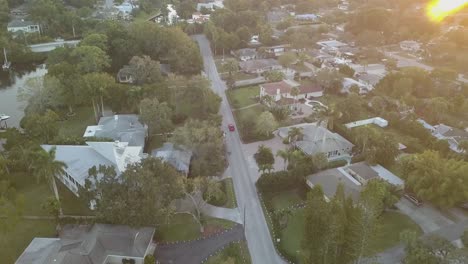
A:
396,198,454,233
242,133,289,181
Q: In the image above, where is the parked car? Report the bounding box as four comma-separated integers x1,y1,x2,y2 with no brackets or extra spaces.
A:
404,194,423,206
228,124,235,132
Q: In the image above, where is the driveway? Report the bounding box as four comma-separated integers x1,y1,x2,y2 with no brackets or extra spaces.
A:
242,133,289,179
156,225,245,264
193,35,286,264
396,198,454,233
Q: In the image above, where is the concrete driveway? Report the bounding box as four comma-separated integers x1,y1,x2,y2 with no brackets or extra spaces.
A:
396,198,454,233
242,133,290,180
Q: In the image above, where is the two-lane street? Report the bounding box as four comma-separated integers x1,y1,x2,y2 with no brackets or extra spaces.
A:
193,35,285,264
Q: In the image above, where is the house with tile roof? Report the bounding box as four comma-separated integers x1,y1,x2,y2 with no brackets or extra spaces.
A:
259,80,323,108
83,115,148,148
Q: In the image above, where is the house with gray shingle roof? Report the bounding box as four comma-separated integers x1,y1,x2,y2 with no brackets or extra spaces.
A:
83,115,148,148
7,19,40,34
278,123,354,161
15,224,155,264
152,143,192,176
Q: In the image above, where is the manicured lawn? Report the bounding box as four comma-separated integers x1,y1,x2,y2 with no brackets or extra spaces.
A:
156,213,201,242
227,86,259,109
232,104,274,143
366,211,422,255
279,208,305,262
277,210,421,261
56,180,94,216
270,189,304,211
9,172,53,216
0,220,56,264
58,106,96,138
206,241,252,264
223,178,237,209
155,213,237,242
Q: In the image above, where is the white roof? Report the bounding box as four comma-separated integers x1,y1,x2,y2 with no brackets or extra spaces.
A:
41,142,143,186
370,164,405,187
317,40,348,48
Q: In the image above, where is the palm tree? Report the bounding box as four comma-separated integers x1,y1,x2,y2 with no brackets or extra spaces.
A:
290,86,300,111
276,149,290,170
288,127,303,148
35,147,67,216
316,103,341,130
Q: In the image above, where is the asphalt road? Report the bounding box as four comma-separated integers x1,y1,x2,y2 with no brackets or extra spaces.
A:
193,35,285,264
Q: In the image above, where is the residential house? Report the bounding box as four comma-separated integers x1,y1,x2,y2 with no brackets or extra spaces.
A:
115,0,138,14
15,224,155,264
306,161,404,202
41,141,144,197
400,40,421,52
7,19,40,34
356,73,382,89
346,162,404,188
260,80,323,108
345,117,388,129
117,65,136,83
277,123,354,161
239,59,282,74
306,168,361,202
295,14,318,22
342,77,372,94
196,0,224,11
232,48,258,61
262,44,290,57
317,40,348,51
190,12,211,23
83,115,148,148
152,143,192,176
249,35,261,46
417,119,468,153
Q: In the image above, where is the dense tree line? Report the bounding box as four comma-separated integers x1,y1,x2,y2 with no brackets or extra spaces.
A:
399,151,468,208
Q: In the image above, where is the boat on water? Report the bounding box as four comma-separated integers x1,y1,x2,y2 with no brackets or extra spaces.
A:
0,114,10,121
2,48,11,70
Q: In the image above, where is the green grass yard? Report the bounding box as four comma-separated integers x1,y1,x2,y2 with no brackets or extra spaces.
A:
270,189,304,211
155,213,236,243
279,208,305,262
56,180,94,216
223,178,238,209
366,211,423,255
206,241,252,264
58,106,96,138
227,86,259,109
0,220,56,264
277,209,422,262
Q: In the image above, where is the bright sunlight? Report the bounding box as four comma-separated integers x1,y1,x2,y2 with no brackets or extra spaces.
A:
427,0,468,21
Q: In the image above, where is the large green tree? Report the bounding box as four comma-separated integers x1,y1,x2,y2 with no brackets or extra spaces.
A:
400,151,468,208
139,98,173,135
86,158,184,227
254,145,274,173
171,119,225,177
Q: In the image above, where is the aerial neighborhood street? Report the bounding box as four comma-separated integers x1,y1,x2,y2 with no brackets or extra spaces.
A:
1,0,468,264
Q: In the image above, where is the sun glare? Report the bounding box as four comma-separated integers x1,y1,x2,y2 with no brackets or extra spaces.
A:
427,0,468,21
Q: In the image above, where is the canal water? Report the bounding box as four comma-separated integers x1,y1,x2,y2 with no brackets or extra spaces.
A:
0,65,47,128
